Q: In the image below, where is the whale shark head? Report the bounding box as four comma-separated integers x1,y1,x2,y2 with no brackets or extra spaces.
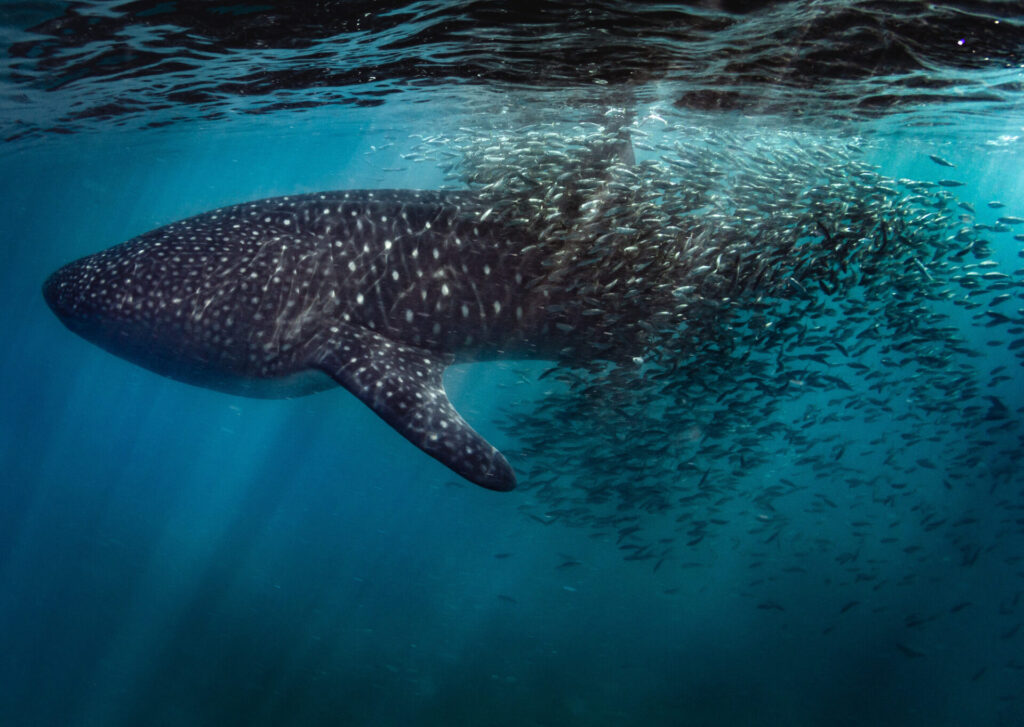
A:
42,237,269,395
44,247,182,374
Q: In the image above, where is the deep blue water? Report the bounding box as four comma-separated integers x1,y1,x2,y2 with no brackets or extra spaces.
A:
2,3,1024,726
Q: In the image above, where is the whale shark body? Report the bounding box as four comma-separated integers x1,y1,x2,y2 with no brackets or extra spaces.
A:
42,127,977,499
44,189,606,491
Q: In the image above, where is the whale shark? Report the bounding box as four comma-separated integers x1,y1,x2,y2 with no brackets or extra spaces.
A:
44,188,609,491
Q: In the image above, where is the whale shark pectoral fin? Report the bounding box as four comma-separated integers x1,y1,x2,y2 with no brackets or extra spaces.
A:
310,326,516,492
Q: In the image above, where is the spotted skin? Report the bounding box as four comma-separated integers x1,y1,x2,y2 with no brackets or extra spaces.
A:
43,189,567,491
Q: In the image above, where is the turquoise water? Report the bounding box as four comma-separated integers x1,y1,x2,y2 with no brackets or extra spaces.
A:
2,4,1024,726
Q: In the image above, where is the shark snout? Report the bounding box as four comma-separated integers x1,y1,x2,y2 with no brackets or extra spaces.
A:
43,257,102,331
43,264,76,322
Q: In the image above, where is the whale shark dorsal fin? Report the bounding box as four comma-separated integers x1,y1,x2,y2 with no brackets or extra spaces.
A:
310,325,516,492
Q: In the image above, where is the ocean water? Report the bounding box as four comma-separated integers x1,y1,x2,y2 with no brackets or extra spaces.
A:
1,2,1023,726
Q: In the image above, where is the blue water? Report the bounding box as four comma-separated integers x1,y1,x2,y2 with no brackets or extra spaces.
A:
2,7,1024,725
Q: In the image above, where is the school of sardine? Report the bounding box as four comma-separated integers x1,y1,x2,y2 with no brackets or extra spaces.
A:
397,110,1023,667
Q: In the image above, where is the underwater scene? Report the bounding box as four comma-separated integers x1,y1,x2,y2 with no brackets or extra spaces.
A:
1,2,1023,725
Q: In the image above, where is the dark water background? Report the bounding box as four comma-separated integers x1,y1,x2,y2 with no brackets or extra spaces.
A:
1,2,1023,726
